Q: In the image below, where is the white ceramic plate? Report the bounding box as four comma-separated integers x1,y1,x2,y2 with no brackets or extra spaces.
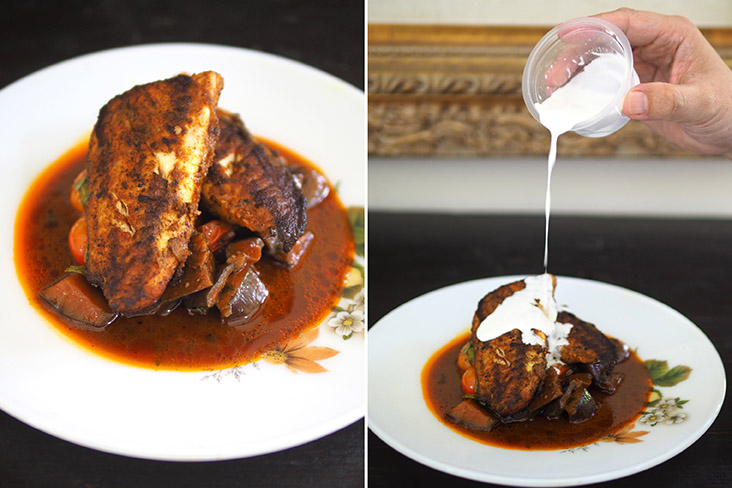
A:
369,276,725,487
0,44,365,461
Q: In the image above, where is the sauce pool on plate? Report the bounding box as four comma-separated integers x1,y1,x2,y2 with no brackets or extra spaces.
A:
422,332,652,450
15,138,354,370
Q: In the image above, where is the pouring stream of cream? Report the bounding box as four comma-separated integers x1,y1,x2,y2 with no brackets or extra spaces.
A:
534,52,625,270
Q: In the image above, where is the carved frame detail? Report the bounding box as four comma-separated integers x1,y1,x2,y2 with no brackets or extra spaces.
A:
368,25,732,157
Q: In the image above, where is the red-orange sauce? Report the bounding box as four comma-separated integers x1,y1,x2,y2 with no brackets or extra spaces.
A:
422,332,652,450
14,139,354,370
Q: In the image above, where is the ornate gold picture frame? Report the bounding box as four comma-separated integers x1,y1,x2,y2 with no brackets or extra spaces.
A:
368,25,732,157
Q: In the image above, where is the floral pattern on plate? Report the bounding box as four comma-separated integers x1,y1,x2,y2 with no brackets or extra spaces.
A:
598,358,692,445
262,327,339,373
327,206,365,340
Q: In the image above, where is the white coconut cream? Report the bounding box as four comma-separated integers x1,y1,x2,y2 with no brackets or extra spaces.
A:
546,320,573,367
476,274,574,365
534,51,627,271
476,274,558,345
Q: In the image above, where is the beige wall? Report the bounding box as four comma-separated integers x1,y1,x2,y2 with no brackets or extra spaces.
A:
368,156,732,218
368,0,732,27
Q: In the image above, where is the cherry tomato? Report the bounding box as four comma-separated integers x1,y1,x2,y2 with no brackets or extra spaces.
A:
457,342,472,370
461,366,477,395
198,220,235,252
70,169,87,213
68,215,88,265
552,363,571,378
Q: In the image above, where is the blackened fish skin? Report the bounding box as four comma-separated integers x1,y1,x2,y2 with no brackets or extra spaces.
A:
558,311,619,383
201,109,306,255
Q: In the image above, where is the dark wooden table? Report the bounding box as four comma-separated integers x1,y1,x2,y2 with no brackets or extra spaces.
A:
0,2,364,487
368,212,731,488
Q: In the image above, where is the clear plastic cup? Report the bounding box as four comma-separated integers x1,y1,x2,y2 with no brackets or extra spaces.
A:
522,17,640,138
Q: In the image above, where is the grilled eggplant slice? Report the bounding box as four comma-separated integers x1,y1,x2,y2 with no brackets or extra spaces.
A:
39,273,118,328
446,400,498,431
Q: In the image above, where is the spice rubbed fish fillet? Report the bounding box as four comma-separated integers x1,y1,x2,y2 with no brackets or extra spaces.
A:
85,71,224,314
201,109,306,255
470,279,550,419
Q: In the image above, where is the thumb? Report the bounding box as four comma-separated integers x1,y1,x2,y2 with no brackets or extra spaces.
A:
623,83,693,123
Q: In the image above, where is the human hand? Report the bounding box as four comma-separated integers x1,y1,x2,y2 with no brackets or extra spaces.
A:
595,8,732,157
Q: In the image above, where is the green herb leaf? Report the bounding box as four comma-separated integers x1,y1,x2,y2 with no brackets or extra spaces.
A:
347,206,364,257
460,342,475,364
45,208,58,228
64,265,85,275
74,174,90,209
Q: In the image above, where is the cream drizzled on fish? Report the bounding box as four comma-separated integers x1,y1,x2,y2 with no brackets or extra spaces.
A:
475,273,572,364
